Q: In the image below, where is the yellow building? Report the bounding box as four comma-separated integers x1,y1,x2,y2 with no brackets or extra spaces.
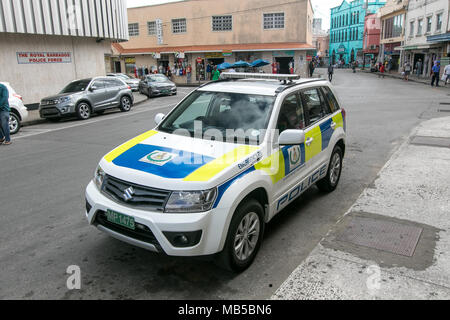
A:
112,0,315,83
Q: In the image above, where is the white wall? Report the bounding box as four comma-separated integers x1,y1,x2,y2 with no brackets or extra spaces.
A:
0,33,112,104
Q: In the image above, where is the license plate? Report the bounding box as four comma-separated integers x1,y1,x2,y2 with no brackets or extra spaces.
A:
162,90,169,94
106,209,135,230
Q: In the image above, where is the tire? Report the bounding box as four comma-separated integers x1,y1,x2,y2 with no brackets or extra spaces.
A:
120,96,132,112
215,199,265,273
147,88,153,98
9,112,21,135
76,102,91,120
317,145,343,193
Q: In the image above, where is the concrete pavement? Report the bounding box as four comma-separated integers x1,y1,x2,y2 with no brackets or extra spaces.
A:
272,116,450,300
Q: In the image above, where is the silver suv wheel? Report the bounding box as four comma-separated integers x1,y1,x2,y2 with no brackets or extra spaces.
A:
234,211,260,262
9,113,20,134
120,96,131,112
77,103,91,120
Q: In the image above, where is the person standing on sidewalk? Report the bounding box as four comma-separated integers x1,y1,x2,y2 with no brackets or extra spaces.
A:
327,64,334,82
415,59,423,77
0,82,11,145
403,61,411,81
431,61,441,87
443,63,450,85
212,66,221,81
378,62,385,78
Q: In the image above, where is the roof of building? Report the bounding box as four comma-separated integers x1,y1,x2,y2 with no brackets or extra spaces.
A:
112,42,315,55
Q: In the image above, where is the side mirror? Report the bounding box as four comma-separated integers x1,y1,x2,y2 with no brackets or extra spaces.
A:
278,130,305,145
154,113,165,125
89,86,97,92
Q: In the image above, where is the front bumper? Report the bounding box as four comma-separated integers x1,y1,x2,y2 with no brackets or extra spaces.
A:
151,86,177,96
39,102,75,119
85,181,228,256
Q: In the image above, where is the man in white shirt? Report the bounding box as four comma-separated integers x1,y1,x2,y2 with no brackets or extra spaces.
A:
443,64,450,85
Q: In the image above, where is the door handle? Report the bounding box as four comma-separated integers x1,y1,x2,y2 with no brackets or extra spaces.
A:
331,122,337,129
306,137,314,146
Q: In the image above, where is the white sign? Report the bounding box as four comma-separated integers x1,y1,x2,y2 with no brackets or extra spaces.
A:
156,19,163,45
17,52,72,64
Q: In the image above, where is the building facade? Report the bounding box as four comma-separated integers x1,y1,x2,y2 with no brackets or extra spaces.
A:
378,0,409,72
112,0,315,83
0,0,129,106
329,0,386,66
404,0,449,77
363,13,382,66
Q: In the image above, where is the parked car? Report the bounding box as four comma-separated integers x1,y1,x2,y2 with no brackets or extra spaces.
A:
107,73,140,92
0,82,28,135
39,77,133,121
138,74,177,97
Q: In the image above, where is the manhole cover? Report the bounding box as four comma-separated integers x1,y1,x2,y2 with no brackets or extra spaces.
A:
336,217,423,257
410,136,450,148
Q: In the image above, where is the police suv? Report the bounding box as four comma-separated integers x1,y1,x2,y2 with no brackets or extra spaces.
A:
85,73,346,272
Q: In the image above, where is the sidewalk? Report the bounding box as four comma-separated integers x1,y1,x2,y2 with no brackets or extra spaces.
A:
361,69,449,87
22,92,149,127
272,116,450,300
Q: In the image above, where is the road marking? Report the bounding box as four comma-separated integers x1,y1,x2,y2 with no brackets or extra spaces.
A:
14,103,175,140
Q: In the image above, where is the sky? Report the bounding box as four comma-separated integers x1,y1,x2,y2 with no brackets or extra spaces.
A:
126,0,344,31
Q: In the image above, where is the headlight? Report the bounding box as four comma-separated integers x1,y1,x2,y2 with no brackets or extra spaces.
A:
94,166,105,190
165,189,217,213
59,96,71,103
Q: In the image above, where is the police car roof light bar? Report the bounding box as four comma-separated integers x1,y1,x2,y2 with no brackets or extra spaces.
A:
220,72,301,83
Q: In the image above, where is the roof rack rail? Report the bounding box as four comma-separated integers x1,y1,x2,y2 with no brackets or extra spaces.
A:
220,72,301,83
275,78,324,94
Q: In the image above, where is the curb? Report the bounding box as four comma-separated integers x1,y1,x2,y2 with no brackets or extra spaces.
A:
360,69,439,86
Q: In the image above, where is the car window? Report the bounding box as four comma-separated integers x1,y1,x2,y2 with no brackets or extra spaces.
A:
301,88,330,125
321,86,340,113
60,79,92,93
276,93,305,134
104,79,122,88
91,80,106,89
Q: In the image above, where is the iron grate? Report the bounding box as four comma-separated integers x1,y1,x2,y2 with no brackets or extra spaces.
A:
336,216,423,257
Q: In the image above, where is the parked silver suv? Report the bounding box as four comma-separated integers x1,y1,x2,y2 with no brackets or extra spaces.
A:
39,77,134,121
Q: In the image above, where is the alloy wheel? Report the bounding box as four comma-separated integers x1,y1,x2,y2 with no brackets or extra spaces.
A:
121,97,131,111
9,114,19,134
233,212,260,262
329,153,341,186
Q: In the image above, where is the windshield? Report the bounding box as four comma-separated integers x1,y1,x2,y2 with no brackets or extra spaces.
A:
60,80,91,94
159,91,275,144
147,75,170,83
116,74,130,80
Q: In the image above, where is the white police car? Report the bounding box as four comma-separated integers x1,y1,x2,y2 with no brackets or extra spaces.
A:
85,73,346,272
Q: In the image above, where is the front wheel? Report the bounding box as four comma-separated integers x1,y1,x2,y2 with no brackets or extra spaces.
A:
120,96,132,112
76,102,91,120
9,112,21,135
317,145,343,193
215,199,265,273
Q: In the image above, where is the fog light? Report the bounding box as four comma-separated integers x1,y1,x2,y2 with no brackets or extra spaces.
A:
163,231,202,248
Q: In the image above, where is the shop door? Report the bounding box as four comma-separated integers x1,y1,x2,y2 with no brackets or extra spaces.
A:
276,57,292,74
114,61,121,73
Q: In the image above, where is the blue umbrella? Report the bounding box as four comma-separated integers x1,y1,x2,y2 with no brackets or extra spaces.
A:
251,59,270,68
232,60,252,68
217,62,233,70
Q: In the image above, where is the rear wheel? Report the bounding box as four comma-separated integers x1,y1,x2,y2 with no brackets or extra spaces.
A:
9,112,21,135
215,199,265,272
120,96,132,112
317,145,343,193
76,102,91,120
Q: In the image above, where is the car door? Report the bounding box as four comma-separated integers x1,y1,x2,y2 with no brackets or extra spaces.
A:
271,92,309,212
103,79,122,106
300,87,334,173
87,80,108,109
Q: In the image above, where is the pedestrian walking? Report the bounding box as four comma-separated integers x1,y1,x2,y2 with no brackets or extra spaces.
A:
403,62,411,81
415,59,423,77
186,64,192,83
352,61,357,73
327,64,334,82
309,60,315,77
443,63,450,85
431,61,441,87
378,63,385,78
212,66,221,81
0,82,11,145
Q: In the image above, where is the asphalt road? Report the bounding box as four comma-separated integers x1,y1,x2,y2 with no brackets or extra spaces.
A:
0,71,448,300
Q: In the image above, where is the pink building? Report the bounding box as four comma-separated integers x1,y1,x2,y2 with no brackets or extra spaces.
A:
363,13,382,65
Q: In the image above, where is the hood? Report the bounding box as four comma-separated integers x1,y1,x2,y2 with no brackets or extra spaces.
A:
126,79,140,84
153,82,175,88
100,130,261,191
41,92,78,101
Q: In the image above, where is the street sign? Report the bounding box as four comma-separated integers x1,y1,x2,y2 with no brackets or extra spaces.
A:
156,19,163,45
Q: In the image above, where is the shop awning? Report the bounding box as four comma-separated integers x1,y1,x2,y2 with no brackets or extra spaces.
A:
112,42,315,55
427,32,450,43
400,43,442,50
